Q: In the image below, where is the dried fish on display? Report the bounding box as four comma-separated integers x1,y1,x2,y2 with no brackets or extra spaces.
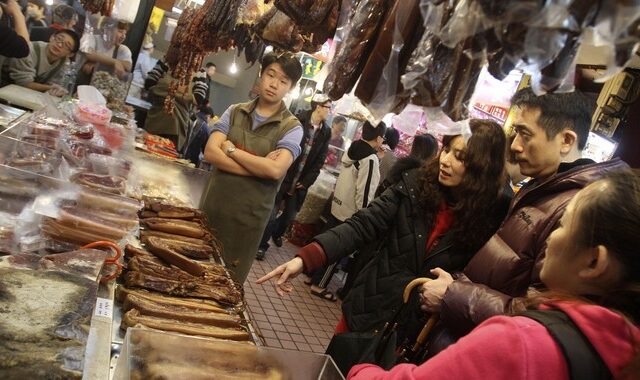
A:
0,251,107,379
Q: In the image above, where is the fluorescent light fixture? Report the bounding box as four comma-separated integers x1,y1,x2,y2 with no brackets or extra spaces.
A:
172,7,183,14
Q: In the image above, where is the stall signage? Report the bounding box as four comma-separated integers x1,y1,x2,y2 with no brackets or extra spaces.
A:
473,102,509,122
302,55,324,79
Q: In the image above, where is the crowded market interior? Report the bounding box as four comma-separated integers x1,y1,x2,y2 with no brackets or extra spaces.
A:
1,0,640,379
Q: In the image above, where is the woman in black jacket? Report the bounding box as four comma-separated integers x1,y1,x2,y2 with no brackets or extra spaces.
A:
258,119,510,340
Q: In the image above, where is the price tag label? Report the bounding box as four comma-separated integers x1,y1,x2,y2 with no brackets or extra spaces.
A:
94,297,113,319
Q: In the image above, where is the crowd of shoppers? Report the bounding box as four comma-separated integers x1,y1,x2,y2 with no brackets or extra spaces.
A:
254,88,638,380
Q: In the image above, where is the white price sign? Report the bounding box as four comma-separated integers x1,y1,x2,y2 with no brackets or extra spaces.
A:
94,297,113,319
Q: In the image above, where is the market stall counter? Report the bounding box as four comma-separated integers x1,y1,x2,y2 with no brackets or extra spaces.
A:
113,328,343,380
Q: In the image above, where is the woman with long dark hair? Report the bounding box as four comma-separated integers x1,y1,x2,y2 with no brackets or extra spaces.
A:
347,169,640,379
258,119,511,360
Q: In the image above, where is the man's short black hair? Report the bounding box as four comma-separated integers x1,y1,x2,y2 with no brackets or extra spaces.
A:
511,87,593,150
206,62,216,68
260,52,302,85
383,127,400,150
362,121,386,141
53,29,80,53
332,115,347,126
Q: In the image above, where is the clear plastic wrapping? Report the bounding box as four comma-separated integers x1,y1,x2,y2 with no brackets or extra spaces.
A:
355,0,423,119
322,0,389,100
113,328,344,380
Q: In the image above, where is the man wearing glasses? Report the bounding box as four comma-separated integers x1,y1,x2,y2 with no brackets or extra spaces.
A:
256,94,333,260
1,29,79,96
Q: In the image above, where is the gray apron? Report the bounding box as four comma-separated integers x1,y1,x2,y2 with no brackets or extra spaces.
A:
201,99,298,283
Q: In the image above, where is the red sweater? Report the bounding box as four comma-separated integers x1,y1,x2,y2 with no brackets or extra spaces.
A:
348,302,640,380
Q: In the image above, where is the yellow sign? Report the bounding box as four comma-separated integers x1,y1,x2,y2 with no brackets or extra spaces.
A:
148,7,165,34
302,55,323,79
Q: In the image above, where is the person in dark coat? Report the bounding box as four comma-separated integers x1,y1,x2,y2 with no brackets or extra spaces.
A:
182,107,215,167
418,88,630,357
0,0,30,59
375,133,439,197
258,120,511,354
256,95,333,260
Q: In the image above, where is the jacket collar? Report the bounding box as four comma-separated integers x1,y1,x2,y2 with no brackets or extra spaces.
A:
512,158,628,213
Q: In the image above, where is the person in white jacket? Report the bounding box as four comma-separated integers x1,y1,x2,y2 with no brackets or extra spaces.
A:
307,120,387,301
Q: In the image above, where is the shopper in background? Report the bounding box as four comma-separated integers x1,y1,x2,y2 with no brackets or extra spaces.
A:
331,133,438,300
201,52,303,284
0,0,30,59
1,28,79,96
200,62,216,109
418,88,629,357
30,3,78,42
329,117,347,148
378,126,400,184
349,170,640,380
78,21,132,82
129,42,156,99
258,120,510,366
182,106,215,167
25,0,46,32
144,60,208,149
256,94,332,261
301,120,386,302
325,116,347,167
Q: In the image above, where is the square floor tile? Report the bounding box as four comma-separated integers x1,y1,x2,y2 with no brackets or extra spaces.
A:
264,337,282,348
280,340,297,350
295,342,312,352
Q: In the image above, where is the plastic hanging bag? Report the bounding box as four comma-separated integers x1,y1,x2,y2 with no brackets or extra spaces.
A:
322,0,389,100
357,0,422,119
585,2,640,82
111,0,140,23
438,0,494,48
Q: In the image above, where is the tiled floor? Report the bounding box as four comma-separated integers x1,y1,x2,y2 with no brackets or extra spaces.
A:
244,241,344,354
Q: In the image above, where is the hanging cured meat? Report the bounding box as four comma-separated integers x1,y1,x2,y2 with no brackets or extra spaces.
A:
253,7,305,52
274,0,335,27
323,0,389,101
355,0,423,106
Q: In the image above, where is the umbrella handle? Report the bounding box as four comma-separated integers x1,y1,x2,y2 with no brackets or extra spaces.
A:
403,277,432,303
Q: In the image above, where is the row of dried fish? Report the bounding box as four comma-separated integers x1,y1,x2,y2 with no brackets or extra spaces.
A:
119,242,248,341
127,330,287,380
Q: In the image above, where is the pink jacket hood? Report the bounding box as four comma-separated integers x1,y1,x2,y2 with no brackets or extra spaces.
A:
348,301,639,380
549,302,639,378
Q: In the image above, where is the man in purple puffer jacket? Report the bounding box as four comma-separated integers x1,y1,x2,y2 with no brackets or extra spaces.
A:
419,88,629,353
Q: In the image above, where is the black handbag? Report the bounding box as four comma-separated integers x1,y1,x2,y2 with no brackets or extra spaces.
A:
325,277,439,376
325,308,401,376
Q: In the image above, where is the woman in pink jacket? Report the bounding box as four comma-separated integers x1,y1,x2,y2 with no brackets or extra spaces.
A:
349,170,640,380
